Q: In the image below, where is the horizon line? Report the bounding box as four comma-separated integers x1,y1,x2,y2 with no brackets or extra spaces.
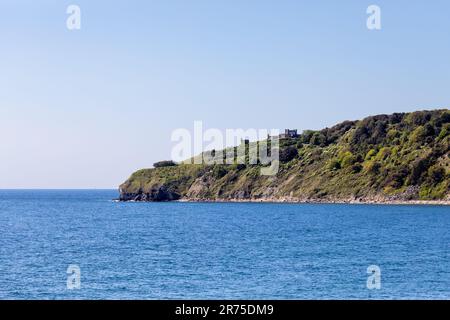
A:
0,188,118,190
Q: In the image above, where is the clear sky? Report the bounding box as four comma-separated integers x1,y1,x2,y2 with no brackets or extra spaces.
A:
0,0,449,189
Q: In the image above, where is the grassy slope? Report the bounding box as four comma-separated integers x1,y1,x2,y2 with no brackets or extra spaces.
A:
120,109,450,201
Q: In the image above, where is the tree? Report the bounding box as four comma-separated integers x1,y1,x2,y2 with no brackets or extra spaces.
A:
310,132,326,146
409,158,429,184
153,160,177,168
279,146,298,163
428,166,445,183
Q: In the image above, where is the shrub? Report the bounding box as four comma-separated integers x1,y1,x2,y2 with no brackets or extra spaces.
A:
434,110,450,126
153,160,177,168
375,147,391,161
386,168,409,188
300,130,315,144
428,166,445,183
365,161,381,174
279,146,298,163
310,132,326,146
365,149,377,161
409,158,429,184
212,166,228,179
405,111,430,127
328,159,341,170
231,163,246,171
387,129,400,140
351,163,363,173
409,126,431,144
437,123,450,140
339,151,356,168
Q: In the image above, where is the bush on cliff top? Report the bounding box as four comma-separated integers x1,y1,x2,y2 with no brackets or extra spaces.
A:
153,160,177,168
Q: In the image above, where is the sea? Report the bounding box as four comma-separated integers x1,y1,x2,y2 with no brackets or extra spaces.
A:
0,189,449,299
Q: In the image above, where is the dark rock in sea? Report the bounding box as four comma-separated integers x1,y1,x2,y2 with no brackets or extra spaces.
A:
119,186,180,202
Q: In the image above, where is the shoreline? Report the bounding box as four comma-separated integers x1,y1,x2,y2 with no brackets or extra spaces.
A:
118,197,450,206
178,198,450,206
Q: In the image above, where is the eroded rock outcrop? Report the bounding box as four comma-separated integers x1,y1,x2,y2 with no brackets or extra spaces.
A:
119,186,180,202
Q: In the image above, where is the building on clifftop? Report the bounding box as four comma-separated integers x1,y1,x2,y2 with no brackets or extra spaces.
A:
280,129,299,139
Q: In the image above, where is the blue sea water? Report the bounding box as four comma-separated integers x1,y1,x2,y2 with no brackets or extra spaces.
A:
0,190,449,300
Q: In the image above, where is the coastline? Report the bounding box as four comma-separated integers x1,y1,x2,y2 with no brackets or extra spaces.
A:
178,198,450,206
119,196,450,206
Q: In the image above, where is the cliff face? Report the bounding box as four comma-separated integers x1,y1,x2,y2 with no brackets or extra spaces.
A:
119,109,450,203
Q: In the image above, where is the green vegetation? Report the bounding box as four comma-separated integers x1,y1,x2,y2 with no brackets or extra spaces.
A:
153,160,177,168
120,109,450,202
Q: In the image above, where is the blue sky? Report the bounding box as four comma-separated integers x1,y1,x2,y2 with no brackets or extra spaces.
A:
0,0,449,188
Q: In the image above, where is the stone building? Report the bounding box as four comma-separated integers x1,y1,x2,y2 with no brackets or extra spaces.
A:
280,129,298,139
